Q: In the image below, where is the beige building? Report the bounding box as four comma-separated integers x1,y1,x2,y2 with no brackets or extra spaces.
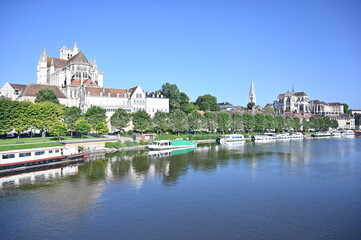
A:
0,83,27,100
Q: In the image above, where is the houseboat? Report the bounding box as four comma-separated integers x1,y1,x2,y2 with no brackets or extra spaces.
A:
289,132,304,140
331,131,342,138
354,130,361,136
341,130,355,136
275,133,291,141
311,132,332,138
216,134,246,144
0,146,87,173
252,133,276,142
147,140,197,151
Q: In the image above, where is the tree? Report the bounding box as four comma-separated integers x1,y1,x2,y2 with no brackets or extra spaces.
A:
12,101,34,138
274,115,285,132
152,111,170,133
187,111,204,134
0,99,15,135
50,121,68,140
331,119,339,129
284,116,292,131
264,114,275,131
160,83,186,112
132,110,151,134
170,109,187,135
254,113,266,132
83,106,106,130
74,119,92,138
217,112,231,134
204,111,217,133
242,112,255,131
247,102,255,110
110,108,131,132
342,104,352,115
232,113,243,132
64,106,82,136
181,103,199,114
35,88,59,104
195,94,220,111
95,122,109,137
291,117,301,131
302,119,310,132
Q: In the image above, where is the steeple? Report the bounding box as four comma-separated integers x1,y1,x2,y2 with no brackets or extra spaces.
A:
73,41,79,54
248,80,256,105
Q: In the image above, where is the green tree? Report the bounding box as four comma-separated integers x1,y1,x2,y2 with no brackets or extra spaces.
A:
12,101,34,138
110,108,131,132
291,117,301,131
160,83,190,112
83,106,106,130
0,99,15,135
95,122,109,137
242,112,255,131
74,119,92,138
64,106,82,136
331,119,339,129
35,88,59,104
284,116,292,131
275,115,285,132
195,94,221,111
181,103,199,114
232,113,243,132
170,109,187,135
254,113,266,132
247,102,255,110
302,119,310,132
264,114,275,130
132,110,151,134
50,121,68,140
187,111,204,134
204,111,217,133
152,111,170,133
217,112,231,134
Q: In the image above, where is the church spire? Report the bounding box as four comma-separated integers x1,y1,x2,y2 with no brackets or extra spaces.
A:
248,80,256,105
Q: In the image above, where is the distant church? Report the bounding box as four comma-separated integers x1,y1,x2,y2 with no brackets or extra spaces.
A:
248,80,256,105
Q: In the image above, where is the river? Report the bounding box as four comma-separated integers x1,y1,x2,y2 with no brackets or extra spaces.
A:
1,137,361,240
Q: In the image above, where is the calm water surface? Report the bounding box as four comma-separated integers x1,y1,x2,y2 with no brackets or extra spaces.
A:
1,138,361,240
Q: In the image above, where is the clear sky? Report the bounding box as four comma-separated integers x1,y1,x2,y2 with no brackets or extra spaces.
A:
0,0,360,109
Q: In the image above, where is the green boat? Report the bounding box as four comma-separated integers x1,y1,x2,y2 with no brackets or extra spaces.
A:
147,140,197,150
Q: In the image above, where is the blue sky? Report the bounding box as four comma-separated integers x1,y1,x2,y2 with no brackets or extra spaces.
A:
0,0,360,108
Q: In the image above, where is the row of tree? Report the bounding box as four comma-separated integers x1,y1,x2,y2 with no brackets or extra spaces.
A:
112,108,339,134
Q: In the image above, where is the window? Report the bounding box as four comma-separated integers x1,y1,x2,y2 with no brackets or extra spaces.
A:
136,93,142,98
55,150,60,153
35,151,45,156
2,154,15,159
19,152,31,157
49,150,53,154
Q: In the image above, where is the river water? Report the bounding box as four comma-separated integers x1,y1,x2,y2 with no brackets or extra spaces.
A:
1,138,361,240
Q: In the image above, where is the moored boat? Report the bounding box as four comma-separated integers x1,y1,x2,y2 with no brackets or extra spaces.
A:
275,133,291,141
331,131,342,138
311,132,332,138
252,133,276,142
354,130,361,136
216,134,246,144
0,146,87,173
341,130,355,136
289,132,304,140
147,140,197,150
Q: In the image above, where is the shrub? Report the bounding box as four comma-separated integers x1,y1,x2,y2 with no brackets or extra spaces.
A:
124,140,136,147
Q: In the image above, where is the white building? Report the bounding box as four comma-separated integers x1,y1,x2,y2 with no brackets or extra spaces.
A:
273,91,311,113
0,83,27,100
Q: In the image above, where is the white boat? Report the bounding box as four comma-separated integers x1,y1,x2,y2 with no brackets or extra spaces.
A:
252,133,276,142
341,130,355,136
147,140,197,151
216,134,246,144
331,131,342,138
289,132,304,140
311,132,332,138
275,133,291,141
0,146,87,173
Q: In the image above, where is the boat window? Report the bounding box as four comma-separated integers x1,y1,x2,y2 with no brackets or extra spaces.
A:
49,150,53,154
35,151,45,156
19,152,31,157
2,154,15,159
55,150,60,153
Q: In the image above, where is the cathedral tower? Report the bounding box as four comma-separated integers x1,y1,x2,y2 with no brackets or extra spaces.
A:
248,80,256,105
37,49,48,84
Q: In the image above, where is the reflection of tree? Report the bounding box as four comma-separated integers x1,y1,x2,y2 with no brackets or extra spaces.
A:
78,160,108,181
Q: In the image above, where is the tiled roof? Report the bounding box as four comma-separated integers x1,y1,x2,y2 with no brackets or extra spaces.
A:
293,92,307,96
328,102,342,106
67,52,88,64
9,83,27,91
218,101,233,106
47,57,67,68
19,84,67,98
85,87,129,98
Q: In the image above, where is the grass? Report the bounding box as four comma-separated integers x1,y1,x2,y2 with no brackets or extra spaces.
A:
0,142,64,151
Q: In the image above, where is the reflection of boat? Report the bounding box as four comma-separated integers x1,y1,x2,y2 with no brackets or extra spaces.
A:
147,140,197,150
0,146,87,174
148,148,196,157
311,132,332,138
216,134,246,144
0,164,81,188
275,133,290,141
252,133,276,142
